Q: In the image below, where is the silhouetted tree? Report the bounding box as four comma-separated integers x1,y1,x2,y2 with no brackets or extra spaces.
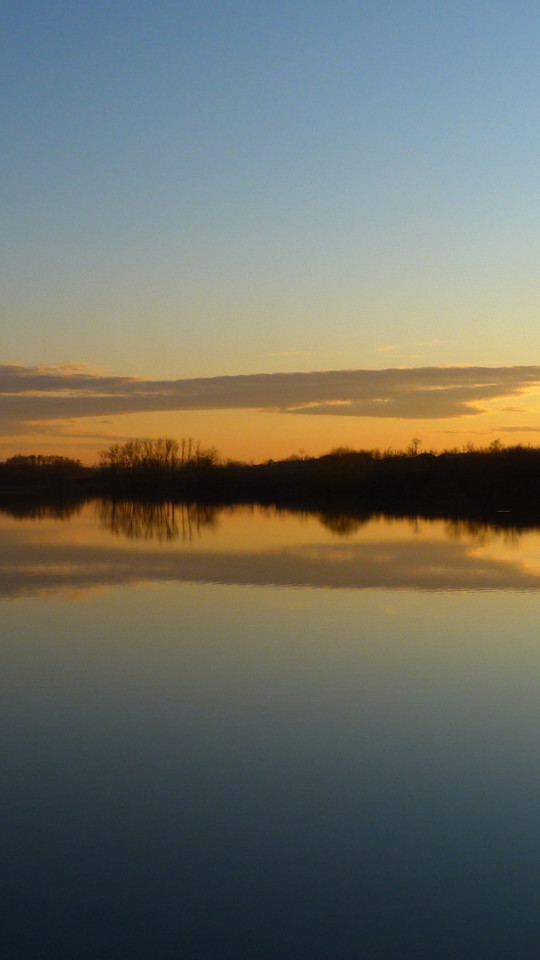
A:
0,454,83,481
99,437,218,474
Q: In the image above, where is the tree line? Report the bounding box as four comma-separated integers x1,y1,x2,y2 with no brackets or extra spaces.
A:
4,438,540,524
98,437,219,473
0,454,84,479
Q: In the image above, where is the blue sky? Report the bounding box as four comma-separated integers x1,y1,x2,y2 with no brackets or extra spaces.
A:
3,1,540,459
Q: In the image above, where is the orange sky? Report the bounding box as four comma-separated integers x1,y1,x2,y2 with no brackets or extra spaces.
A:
4,364,540,464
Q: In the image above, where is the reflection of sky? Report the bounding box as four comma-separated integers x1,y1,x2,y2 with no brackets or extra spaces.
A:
3,575,540,955
3,502,540,596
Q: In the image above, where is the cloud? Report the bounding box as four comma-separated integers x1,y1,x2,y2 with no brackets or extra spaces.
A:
2,363,540,432
267,351,314,357
497,425,540,433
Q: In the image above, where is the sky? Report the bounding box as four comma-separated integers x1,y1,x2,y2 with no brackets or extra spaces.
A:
3,0,540,463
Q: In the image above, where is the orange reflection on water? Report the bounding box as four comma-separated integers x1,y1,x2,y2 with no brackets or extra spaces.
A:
2,500,540,597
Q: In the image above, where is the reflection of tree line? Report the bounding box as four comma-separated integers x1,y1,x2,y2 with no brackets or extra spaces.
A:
97,499,219,541
444,517,520,546
317,512,521,541
0,499,85,521
0,493,533,547
96,500,372,541
254,505,525,541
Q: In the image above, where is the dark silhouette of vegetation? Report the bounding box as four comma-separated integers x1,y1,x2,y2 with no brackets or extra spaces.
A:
5,437,540,527
99,437,218,474
0,455,88,517
0,454,84,483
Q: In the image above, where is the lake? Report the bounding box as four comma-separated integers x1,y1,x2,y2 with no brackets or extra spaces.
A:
3,500,540,958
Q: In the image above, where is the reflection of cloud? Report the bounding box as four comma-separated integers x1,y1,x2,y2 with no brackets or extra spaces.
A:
2,529,540,597
3,364,540,431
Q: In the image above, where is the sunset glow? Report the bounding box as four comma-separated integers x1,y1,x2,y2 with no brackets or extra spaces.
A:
4,1,540,461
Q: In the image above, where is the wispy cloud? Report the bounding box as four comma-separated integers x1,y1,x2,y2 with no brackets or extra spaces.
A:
266,351,314,357
497,425,540,433
2,364,540,433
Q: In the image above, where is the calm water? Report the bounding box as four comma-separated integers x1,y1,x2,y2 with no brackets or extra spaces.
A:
3,500,540,958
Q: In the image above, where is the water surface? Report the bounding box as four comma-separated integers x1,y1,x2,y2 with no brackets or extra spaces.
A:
2,501,540,957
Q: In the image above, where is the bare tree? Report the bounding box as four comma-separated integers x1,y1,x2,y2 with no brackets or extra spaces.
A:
99,437,217,474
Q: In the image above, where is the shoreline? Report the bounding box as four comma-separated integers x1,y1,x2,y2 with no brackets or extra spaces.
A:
3,445,540,527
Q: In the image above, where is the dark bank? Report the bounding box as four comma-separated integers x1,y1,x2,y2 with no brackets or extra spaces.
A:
3,439,540,526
